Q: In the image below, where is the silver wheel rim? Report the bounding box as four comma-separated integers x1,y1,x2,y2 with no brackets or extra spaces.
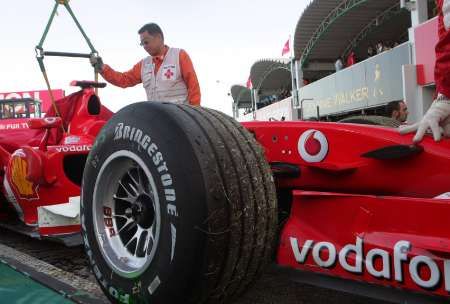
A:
93,150,161,278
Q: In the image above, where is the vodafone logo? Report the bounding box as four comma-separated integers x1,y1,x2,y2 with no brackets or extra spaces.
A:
291,237,450,293
298,130,328,163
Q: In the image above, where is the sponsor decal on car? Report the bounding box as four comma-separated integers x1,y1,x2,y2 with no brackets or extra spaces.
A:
64,136,81,145
55,144,91,153
44,117,57,124
0,122,29,130
290,237,450,292
298,130,328,163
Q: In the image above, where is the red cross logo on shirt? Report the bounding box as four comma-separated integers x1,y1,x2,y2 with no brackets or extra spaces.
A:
164,69,174,80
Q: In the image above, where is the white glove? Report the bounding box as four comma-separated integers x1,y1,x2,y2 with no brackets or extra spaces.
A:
444,0,450,30
399,95,450,142
89,55,104,73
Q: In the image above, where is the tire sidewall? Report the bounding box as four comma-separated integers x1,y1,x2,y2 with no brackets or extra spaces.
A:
81,103,206,303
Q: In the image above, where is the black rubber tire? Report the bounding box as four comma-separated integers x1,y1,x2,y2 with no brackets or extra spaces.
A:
338,115,400,128
81,102,278,304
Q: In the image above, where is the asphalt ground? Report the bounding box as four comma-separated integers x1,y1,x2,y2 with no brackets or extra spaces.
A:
0,227,390,304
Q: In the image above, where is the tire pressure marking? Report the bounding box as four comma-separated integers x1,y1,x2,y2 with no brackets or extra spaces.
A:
171,224,176,262
148,276,161,295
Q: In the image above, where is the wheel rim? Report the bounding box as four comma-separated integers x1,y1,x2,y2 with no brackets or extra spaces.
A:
93,150,161,278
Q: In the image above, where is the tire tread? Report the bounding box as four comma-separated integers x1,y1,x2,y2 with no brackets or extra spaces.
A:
177,106,277,303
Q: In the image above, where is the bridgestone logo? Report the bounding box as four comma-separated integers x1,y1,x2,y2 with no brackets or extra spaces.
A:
290,237,450,292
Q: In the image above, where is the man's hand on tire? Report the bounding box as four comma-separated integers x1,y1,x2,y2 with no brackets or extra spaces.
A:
399,95,450,142
90,55,104,73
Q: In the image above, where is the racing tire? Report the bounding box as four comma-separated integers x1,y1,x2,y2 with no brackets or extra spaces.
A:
81,102,278,304
338,115,400,128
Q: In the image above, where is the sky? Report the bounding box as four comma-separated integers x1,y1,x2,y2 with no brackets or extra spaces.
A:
0,0,309,115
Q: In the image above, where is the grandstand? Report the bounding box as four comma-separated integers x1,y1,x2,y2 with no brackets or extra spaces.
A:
232,0,438,124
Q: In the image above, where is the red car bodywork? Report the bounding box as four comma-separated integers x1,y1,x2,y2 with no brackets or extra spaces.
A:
244,121,450,300
0,84,112,244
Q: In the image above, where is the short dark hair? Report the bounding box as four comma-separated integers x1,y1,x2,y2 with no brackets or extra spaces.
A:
138,23,164,40
386,100,402,117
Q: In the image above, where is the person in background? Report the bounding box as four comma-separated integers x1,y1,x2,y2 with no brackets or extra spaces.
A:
367,45,375,58
346,50,356,67
387,100,408,123
335,57,344,71
376,41,384,54
90,23,201,106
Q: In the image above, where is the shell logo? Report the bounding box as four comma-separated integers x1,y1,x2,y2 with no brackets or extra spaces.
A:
298,130,329,163
9,152,38,199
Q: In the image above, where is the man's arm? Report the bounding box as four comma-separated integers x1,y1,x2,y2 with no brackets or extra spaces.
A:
101,61,143,88
179,50,201,106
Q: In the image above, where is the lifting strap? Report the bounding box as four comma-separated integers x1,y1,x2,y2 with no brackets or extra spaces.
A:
36,0,101,133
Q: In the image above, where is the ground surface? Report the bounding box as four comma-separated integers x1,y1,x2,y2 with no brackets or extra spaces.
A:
0,227,390,304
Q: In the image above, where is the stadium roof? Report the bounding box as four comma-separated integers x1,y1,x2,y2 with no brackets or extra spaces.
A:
293,0,411,66
249,58,291,93
231,85,252,108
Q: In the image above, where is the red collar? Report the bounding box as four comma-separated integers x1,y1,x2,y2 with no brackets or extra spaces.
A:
152,46,169,63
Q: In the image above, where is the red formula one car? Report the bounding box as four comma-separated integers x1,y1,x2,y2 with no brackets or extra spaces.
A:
0,81,112,246
79,103,450,303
